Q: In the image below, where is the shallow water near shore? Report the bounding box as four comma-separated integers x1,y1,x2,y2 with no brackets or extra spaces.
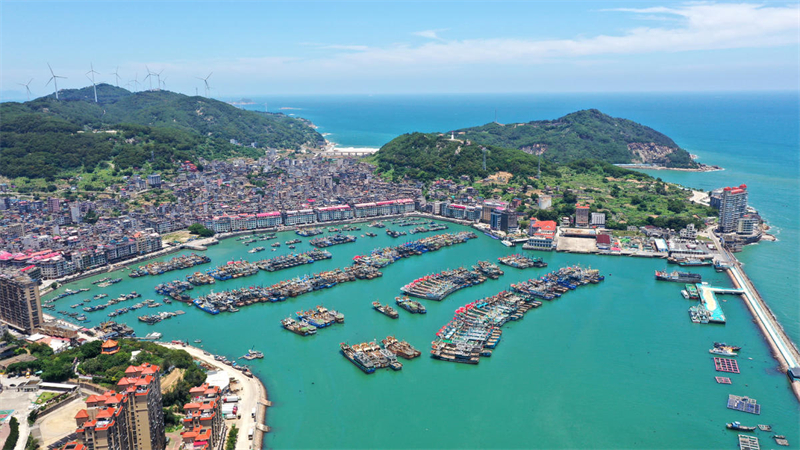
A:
47,221,799,449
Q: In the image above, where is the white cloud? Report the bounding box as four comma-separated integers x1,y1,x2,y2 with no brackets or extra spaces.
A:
412,29,448,41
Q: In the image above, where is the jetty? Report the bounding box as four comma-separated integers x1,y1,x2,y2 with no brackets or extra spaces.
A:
400,266,488,301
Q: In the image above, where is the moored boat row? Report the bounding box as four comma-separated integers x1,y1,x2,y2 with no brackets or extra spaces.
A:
129,253,211,277
497,254,547,269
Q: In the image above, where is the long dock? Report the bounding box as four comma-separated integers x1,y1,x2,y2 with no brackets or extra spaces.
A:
708,230,800,401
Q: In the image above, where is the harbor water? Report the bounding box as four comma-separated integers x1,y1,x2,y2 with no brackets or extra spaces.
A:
46,222,799,449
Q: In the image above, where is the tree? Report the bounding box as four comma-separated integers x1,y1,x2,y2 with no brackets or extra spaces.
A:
83,209,99,224
188,223,214,237
2,417,19,450
225,425,239,450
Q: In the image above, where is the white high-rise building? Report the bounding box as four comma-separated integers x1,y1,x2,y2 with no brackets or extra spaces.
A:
718,184,748,233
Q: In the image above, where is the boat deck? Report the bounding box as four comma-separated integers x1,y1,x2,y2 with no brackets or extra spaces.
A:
715,357,740,373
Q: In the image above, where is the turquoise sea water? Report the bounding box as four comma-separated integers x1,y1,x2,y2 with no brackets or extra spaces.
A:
49,93,799,449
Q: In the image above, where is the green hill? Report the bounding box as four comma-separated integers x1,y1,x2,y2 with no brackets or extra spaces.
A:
0,84,324,180
451,109,696,168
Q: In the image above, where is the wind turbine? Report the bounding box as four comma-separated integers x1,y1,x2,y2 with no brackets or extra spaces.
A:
18,79,33,101
155,69,164,91
133,73,140,92
196,72,212,97
160,76,167,90
144,66,154,90
110,66,121,87
86,63,100,102
46,63,66,100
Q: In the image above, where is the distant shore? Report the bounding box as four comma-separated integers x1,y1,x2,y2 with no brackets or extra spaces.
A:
616,163,724,172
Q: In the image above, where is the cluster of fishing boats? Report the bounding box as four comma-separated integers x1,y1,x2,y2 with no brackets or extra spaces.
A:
655,270,702,283
497,254,547,269
80,291,142,313
241,349,264,360
256,249,332,272
296,227,324,237
709,341,742,356
207,260,259,280
395,296,426,314
351,231,477,268
237,233,277,244
50,288,90,301
473,260,504,279
408,223,449,234
187,272,216,286
386,229,407,238
667,256,713,267
681,283,700,299
369,221,385,228
372,300,399,318
138,310,185,324
281,317,318,336
310,234,357,248
511,266,604,300
297,305,345,328
128,253,211,277
432,265,605,364
340,337,420,373
155,280,194,296
92,277,123,288
400,265,490,301
192,266,380,314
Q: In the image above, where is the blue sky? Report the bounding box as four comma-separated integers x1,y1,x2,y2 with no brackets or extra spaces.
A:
1,1,798,99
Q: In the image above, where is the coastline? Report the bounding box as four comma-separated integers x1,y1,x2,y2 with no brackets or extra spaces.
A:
615,164,724,173
158,342,271,450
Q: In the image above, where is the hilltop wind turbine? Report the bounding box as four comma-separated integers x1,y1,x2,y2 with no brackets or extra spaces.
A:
45,63,66,100
110,66,122,87
196,72,212,97
144,66,154,90
160,76,168,90
18,79,33,101
86,63,100,102
156,69,164,91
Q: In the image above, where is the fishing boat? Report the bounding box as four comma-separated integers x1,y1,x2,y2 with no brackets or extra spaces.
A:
372,301,399,319
726,421,756,431
710,347,738,357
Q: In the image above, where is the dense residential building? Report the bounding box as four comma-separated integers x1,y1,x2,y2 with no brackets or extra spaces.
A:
181,383,225,450
590,212,606,227
718,184,749,233
66,363,166,450
0,270,42,334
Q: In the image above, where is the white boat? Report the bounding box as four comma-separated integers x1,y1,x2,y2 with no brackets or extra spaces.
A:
709,347,737,357
144,332,163,340
681,290,690,299
501,240,515,247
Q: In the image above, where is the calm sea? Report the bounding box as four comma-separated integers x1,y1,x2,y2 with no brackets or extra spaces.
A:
50,93,799,449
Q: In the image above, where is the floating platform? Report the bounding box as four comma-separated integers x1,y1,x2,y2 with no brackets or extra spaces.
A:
774,436,789,446
738,435,760,450
715,376,732,384
757,424,772,432
697,284,727,323
715,357,740,373
727,395,761,415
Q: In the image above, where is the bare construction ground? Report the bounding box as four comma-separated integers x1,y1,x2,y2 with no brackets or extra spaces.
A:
556,236,598,253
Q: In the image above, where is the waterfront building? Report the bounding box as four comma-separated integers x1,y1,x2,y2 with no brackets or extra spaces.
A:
316,205,353,222
737,215,760,235
490,209,502,231
445,204,467,219
524,219,557,250
256,212,282,228
465,206,481,221
283,209,316,225
354,202,379,218
718,184,748,233
481,200,507,223
590,212,606,227
576,205,590,227
0,270,43,334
